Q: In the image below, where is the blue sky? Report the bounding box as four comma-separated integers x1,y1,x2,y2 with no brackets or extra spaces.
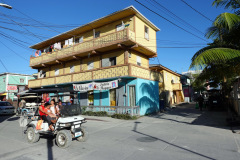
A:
0,0,228,75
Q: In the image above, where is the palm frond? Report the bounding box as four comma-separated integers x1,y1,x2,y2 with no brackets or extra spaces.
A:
190,47,240,69
212,0,240,10
214,12,240,30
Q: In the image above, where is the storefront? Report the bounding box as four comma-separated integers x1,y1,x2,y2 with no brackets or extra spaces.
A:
73,77,160,115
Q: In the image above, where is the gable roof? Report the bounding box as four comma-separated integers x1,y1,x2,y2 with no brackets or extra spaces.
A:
149,64,181,77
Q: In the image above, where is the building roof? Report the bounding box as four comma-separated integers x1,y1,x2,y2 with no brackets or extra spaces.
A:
149,64,181,77
30,6,160,50
0,72,36,77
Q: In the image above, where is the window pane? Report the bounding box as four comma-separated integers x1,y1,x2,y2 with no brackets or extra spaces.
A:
88,61,94,70
110,57,116,66
94,31,100,38
110,89,116,106
137,56,141,66
55,69,59,75
70,65,74,73
102,58,110,67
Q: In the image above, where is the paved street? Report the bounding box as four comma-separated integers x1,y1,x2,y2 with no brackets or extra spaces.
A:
0,103,240,160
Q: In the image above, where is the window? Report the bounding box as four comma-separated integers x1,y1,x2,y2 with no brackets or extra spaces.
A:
20,78,24,83
116,24,124,31
70,65,74,73
110,89,116,106
55,68,59,76
88,61,94,70
88,91,94,106
3,78,5,83
102,57,116,67
137,56,141,66
110,57,116,66
79,36,83,43
129,86,136,106
94,31,100,38
144,26,149,40
39,70,46,78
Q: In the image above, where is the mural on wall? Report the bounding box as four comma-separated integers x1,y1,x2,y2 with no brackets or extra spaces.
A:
138,82,159,114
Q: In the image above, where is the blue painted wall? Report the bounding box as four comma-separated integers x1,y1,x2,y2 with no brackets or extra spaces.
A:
127,78,159,115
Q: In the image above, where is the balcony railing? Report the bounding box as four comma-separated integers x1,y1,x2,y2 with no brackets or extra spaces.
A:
30,29,135,67
172,83,182,90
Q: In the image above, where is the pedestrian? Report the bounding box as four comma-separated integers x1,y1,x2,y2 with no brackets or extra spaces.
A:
198,95,204,111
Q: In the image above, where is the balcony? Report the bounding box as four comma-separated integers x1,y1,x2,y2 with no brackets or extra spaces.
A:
30,29,136,68
28,64,161,88
172,83,182,91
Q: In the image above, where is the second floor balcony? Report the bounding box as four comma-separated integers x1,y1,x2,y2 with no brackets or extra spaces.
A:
30,29,140,68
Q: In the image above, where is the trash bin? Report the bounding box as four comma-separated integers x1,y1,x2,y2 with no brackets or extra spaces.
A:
160,100,165,111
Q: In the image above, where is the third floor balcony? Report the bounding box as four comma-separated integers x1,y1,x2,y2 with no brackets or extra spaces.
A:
30,28,157,68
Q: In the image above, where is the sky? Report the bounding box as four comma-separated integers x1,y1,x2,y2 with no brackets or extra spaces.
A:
0,0,229,75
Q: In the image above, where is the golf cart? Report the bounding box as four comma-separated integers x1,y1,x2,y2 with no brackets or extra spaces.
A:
19,88,88,148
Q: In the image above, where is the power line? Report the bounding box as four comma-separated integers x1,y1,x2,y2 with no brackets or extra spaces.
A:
0,11,43,41
180,0,214,22
148,0,205,35
0,40,29,61
134,0,209,42
0,59,8,72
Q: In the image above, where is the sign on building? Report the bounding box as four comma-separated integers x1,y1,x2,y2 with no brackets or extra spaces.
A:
7,85,18,92
73,80,118,92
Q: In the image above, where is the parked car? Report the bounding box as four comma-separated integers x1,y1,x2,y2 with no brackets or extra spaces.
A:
0,101,15,115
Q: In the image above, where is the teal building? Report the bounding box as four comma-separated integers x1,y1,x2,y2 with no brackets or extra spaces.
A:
0,73,36,101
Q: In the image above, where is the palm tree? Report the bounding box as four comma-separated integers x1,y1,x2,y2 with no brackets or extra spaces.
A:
190,0,240,69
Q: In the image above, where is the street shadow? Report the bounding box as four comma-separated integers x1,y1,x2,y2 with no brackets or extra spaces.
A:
0,114,15,123
146,103,230,130
7,116,20,121
132,122,216,160
40,135,54,160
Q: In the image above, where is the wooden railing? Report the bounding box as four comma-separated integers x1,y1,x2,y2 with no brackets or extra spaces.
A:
172,83,182,90
28,64,129,88
30,29,132,67
85,106,140,116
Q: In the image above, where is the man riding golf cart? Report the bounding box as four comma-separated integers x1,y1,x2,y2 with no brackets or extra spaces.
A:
19,88,88,148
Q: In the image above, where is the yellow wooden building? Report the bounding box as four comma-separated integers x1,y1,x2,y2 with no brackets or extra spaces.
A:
28,6,166,115
150,64,184,107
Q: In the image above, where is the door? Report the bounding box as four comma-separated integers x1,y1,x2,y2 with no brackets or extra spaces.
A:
129,86,136,106
116,85,124,106
80,92,88,106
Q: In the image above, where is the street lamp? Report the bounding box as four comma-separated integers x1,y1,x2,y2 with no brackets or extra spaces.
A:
0,3,12,9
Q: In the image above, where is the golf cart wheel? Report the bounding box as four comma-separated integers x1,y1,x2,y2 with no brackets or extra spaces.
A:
26,127,40,143
77,128,89,142
56,130,72,148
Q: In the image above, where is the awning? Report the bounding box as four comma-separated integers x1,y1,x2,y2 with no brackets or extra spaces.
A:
0,93,7,96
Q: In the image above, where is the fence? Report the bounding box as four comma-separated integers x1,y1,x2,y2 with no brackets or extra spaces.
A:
84,106,140,116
